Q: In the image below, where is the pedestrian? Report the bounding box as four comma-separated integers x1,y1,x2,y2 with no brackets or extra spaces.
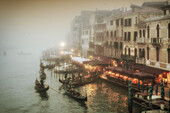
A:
65,73,67,79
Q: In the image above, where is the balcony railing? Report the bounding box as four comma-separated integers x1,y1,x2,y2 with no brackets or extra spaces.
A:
136,37,146,44
136,57,145,64
121,54,136,62
89,42,94,47
94,42,103,46
151,38,162,47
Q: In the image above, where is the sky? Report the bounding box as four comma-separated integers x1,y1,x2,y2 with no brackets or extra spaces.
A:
0,0,168,53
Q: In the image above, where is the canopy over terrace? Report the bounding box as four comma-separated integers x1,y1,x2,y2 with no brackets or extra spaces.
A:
106,66,155,80
83,56,113,66
71,57,91,67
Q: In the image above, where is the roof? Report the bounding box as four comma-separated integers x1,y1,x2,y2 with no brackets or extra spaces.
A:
142,1,168,9
132,72,155,79
146,15,170,22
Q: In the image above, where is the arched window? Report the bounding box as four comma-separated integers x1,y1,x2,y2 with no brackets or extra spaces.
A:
143,30,145,38
128,48,130,56
107,31,109,37
147,26,150,38
147,47,149,60
156,24,160,38
139,48,141,58
139,30,142,38
111,31,113,37
135,48,137,57
168,23,170,38
142,49,145,58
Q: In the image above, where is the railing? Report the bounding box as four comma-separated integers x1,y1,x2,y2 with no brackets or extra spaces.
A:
121,54,136,62
89,42,94,47
136,37,146,44
136,57,145,64
94,42,103,46
151,38,162,47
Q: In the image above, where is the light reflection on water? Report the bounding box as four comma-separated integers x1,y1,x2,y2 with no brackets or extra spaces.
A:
0,51,140,113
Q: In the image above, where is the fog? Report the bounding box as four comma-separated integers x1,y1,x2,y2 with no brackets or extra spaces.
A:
0,0,163,54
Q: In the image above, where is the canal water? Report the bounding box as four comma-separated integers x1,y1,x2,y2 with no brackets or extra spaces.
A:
0,51,140,113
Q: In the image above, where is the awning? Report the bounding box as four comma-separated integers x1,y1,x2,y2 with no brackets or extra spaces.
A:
132,72,155,80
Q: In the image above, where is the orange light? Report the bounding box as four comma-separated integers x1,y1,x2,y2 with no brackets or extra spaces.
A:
136,70,140,72
120,62,123,64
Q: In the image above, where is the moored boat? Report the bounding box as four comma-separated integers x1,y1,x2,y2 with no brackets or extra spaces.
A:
35,79,49,92
133,92,168,110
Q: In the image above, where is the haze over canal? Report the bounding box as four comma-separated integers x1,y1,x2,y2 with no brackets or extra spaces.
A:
0,50,140,113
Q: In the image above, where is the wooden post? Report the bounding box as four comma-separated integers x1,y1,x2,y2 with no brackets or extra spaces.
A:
128,80,133,113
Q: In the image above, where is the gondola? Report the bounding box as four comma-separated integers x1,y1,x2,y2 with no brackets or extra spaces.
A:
63,85,87,101
59,79,66,84
35,79,49,92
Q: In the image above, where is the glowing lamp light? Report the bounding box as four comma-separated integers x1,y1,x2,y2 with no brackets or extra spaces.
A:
60,42,65,47
71,49,74,52
61,51,64,54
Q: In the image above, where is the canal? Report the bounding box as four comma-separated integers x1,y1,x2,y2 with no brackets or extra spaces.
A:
0,51,140,113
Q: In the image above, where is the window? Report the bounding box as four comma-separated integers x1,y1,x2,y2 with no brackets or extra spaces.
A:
110,20,113,25
114,30,116,37
107,31,109,37
139,30,142,38
120,42,123,49
135,48,137,57
128,32,131,41
147,26,150,38
168,23,170,38
168,49,170,63
114,42,119,49
156,24,160,38
128,48,130,56
125,48,127,55
111,31,113,37
124,32,127,41
134,32,137,41
125,19,127,26
142,49,145,58
156,47,159,61
129,19,132,26
116,19,119,26
147,47,149,60
143,30,145,38
135,17,137,25
139,48,141,58
121,19,123,26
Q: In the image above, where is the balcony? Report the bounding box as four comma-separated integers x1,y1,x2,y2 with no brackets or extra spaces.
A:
136,57,145,65
151,38,162,47
121,54,136,62
89,42,94,48
136,38,146,44
94,42,103,46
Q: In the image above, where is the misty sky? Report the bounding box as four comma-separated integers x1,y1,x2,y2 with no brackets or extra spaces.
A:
0,0,166,53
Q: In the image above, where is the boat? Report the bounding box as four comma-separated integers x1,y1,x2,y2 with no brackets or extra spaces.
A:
35,79,49,92
133,92,168,110
63,85,87,101
39,69,46,80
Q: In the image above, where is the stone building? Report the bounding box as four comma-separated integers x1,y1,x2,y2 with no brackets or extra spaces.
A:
121,5,163,69
144,5,170,83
